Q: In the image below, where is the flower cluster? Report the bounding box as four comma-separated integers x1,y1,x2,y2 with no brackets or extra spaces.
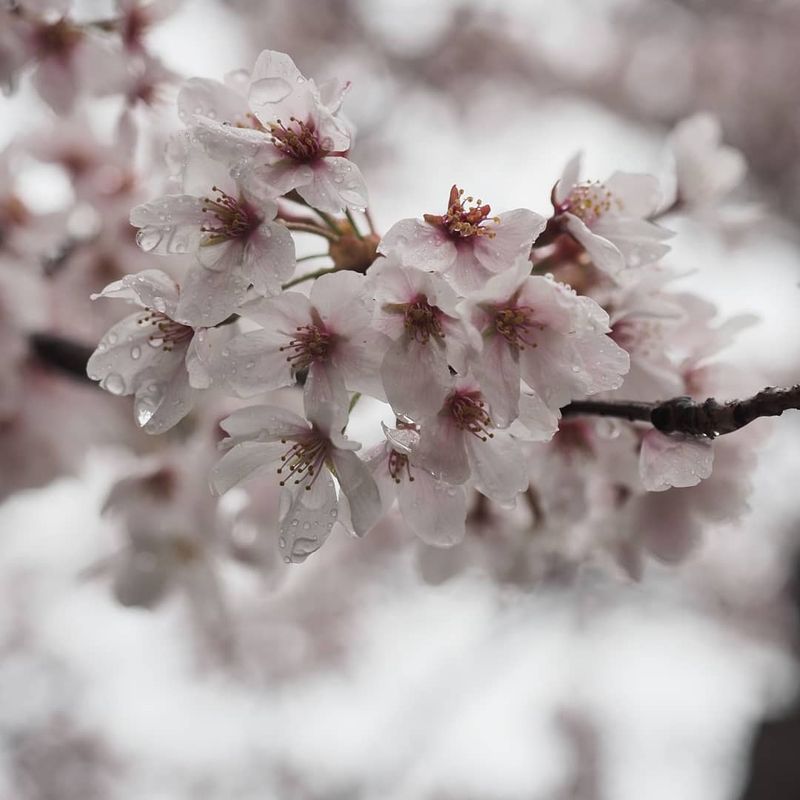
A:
79,47,762,569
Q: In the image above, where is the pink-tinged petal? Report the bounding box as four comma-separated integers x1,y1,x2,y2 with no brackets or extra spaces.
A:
248,49,318,125
177,246,251,327
318,76,351,113
334,329,389,401
139,367,195,435
277,473,340,563
210,441,287,495
398,470,466,547
516,391,560,441
381,336,451,420
472,334,521,429
447,243,494,292
555,152,583,205
310,270,370,332
563,213,624,276
591,217,672,269
296,156,369,214
465,431,527,507
86,311,184,395
215,330,293,397
304,363,349,422
185,329,215,389
472,208,545,275
191,117,267,168
249,159,314,198
364,444,397,511
220,404,308,443
177,77,249,125
414,418,470,484
244,221,296,296
639,431,714,492
377,218,456,272
605,172,662,218
166,131,235,197
241,290,312,332
383,422,420,455
328,448,382,537
130,195,207,255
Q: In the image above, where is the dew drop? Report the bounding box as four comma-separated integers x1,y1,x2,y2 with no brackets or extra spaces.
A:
278,536,286,548
130,346,141,360
571,365,581,373
101,373,125,395
135,228,162,253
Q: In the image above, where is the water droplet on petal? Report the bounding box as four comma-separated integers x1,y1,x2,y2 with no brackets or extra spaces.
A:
130,346,141,360
102,373,125,395
135,228,162,253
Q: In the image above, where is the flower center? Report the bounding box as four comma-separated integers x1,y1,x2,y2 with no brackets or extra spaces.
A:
424,184,499,240
34,19,83,59
137,310,193,352
403,296,445,343
493,305,541,350
447,391,494,441
270,117,324,163
559,182,621,226
388,451,415,484
200,187,259,245
277,433,329,490
279,323,333,370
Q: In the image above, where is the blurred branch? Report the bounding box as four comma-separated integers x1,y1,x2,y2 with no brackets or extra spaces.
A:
29,332,800,437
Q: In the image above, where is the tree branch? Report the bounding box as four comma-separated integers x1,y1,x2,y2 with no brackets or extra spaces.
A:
27,332,800,437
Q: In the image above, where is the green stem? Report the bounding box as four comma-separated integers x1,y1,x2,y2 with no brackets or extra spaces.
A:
296,253,331,263
284,222,339,242
345,209,365,240
281,266,338,290
348,392,362,414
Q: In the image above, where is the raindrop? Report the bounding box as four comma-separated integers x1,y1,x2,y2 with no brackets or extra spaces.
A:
102,373,125,395
136,228,162,252
278,536,286,548
130,346,141,360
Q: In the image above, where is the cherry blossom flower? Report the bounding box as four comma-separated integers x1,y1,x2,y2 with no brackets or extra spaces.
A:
3,5,126,114
666,113,746,211
86,269,222,433
368,256,475,419
365,422,467,547
130,134,296,326
412,375,529,507
379,184,546,292
210,400,382,560
461,260,630,432
188,50,367,214
216,270,387,415
551,154,673,275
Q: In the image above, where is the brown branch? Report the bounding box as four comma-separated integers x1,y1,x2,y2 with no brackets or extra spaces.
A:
563,388,800,438
26,333,800,438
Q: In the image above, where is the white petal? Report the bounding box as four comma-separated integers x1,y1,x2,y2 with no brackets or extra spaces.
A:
381,336,451,420
244,221,296,296
210,441,286,495
92,269,181,316
220,404,309,443
465,431,527,507
414,418,470,484
329,448,382,536
216,330,294,397
130,195,207,255
277,473,340,563
398,470,466,547
177,77,249,125
563,214,624,276
296,156,369,214
472,208,544,275
377,218,456,272
639,431,714,492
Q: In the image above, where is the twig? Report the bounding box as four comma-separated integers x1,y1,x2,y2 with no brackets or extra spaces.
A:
24,333,800,439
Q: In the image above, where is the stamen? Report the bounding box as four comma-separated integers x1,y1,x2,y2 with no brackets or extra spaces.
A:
279,324,333,370
493,305,542,351
200,186,259,245
448,391,494,441
388,451,414,483
137,310,193,352
269,117,324,163
403,296,445,344
276,434,329,491
424,184,500,240
559,182,622,225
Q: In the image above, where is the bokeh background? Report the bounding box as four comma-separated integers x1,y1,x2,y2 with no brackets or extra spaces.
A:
2,1,800,798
